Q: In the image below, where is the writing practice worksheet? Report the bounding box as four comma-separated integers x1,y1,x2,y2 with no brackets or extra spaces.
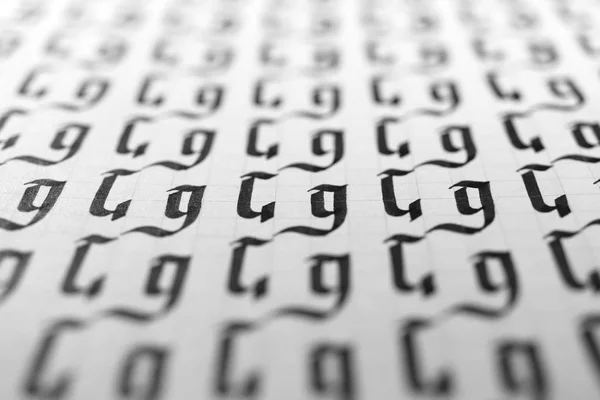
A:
1,0,600,399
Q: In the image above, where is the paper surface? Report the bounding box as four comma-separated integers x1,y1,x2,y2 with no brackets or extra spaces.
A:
1,0,600,399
